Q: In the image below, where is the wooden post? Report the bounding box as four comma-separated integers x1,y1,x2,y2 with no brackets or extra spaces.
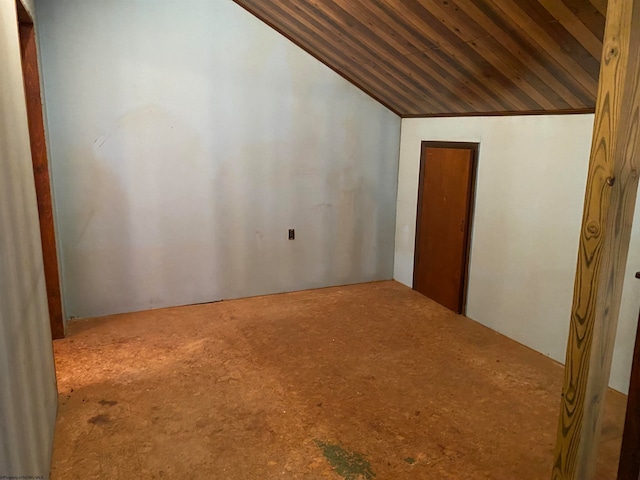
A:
552,1,640,479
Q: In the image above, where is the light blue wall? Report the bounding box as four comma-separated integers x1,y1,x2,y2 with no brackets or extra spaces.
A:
36,0,401,319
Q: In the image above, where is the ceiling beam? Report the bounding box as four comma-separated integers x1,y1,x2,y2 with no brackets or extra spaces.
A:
552,0,640,479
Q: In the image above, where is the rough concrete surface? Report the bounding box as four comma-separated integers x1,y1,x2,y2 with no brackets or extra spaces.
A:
50,281,626,479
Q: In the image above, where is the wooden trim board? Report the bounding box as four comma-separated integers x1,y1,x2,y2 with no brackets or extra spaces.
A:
17,0,65,339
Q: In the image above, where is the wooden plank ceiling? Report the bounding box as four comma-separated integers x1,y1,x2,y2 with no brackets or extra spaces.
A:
233,0,607,116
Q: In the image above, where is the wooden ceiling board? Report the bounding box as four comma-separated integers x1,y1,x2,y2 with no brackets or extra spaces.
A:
233,0,607,116
482,1,600,92
273,1,429,112
355,3,513,111
449,2,590,108
252,2,412,113
329,4,490,112
389,0,540,110
265,1,457,113
467,2,594,106
307,2,466,111
508,0,601,78
421,0,560,109
536,0,602,57
588,0,608,16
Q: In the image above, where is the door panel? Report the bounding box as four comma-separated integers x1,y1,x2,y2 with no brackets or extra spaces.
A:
413,143,476,313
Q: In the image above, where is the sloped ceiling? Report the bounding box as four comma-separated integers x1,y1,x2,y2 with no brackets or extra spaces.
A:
233,0,607,116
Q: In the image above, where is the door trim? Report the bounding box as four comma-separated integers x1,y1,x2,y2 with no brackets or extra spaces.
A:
17,0,65,339
413,141,479,314
618,273,640,479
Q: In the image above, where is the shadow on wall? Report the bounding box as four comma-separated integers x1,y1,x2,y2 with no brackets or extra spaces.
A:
60,103,395,317
62,105,220,315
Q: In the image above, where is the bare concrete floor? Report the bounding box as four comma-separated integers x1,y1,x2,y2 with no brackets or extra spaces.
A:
51,281,626,479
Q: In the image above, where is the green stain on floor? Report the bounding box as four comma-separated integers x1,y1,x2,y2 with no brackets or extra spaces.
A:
314,440,375,480
404,457,416,465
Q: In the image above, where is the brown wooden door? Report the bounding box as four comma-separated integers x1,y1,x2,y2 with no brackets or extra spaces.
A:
413,142,477,314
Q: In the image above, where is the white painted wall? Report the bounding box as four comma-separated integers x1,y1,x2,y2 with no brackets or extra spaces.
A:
0,0,57,476
36,0,400,319
395,115,640,394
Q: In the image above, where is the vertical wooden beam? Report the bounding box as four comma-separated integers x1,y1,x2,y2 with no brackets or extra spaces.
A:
552,1,640,479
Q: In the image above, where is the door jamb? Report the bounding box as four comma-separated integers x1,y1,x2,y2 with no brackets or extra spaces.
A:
16,0,65,339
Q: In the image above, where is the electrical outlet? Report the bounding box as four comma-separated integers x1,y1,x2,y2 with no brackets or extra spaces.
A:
288,229,295,240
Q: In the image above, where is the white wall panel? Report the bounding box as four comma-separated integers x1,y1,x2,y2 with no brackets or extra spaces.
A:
395,114,640,393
